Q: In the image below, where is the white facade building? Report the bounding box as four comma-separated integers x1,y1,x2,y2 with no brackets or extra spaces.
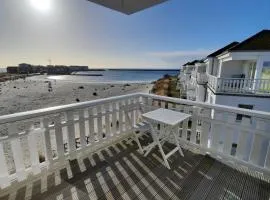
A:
179,30,270,112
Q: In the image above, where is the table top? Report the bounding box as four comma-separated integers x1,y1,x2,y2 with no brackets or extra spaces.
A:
142,108,191,126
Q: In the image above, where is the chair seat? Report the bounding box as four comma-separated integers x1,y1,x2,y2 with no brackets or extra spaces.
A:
133,121,151,133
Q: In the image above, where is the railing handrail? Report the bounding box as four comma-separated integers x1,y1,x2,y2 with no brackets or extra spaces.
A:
0,93,141,125
207,74,270,81
139,93,270,119
207,74,270,95
220,78,270,81
1,93,270,125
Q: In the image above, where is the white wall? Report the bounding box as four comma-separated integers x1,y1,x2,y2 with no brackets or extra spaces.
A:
215,95,270,112
206,88,270,112
220,60,244,78
196,85,206,102
206,88,216,104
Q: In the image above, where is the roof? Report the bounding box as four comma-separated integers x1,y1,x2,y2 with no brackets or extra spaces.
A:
183,59,204,66
183,62,190,66
229,30,270,51
87,0,168,15
207,42,239,57
188,60,201,65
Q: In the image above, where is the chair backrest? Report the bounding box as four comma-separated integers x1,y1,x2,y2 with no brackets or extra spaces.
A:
121,102,158,129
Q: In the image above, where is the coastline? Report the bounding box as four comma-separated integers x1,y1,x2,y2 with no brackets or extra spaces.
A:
0,75,152,115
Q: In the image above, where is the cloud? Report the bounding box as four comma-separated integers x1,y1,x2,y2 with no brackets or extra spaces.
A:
146,49,213,66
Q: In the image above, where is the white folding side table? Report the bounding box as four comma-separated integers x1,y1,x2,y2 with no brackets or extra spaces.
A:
142,108,191,169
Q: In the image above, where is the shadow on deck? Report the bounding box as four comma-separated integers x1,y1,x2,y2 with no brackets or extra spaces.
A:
0,136,270,200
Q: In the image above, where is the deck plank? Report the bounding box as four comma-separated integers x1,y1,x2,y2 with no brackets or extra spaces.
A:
222,167,248,200
0,137,270,200
188,161,224,200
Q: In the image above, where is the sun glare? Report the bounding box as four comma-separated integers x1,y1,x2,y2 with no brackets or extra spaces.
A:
30,0,51,12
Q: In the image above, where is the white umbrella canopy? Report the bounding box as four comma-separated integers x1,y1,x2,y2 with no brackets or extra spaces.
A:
87,0,168,15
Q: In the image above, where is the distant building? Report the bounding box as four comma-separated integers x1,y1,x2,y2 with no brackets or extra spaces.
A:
18,63,32,74
69,66,88,72
32,65,46,74
47,65,70,75
7,64,88,75
7,66,19,74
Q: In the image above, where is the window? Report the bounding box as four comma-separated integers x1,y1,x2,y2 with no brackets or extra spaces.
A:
236,104,253,121
261,61,270,79
263,61,270,67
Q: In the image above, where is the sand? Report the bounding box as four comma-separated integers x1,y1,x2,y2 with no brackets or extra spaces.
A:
0,75,152,115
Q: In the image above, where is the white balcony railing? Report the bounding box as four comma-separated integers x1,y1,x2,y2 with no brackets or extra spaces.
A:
190,71,208,85
186,90,196,101
187,77,196,91
184,67,193,74
208,75,270,95
0,93,270,188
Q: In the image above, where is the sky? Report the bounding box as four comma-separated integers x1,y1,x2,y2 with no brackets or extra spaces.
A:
0,0,270,69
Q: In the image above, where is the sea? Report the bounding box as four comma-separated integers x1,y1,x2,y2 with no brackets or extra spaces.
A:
47,69,179,83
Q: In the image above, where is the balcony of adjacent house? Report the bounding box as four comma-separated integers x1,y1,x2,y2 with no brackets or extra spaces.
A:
180,74,193,86
0,93,270,200
183,66,194,74
186,90,196,101
191,71,208,85
207,60,270,96
187,78,196,91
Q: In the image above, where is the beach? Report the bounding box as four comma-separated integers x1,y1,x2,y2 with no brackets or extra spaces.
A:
0,75,152,115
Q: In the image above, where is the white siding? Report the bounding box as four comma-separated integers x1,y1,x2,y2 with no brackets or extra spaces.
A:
220,60,244,78
215,95,270,112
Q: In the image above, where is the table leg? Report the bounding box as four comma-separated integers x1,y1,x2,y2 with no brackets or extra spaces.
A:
172,126,184,157
142,122,184,170
143,123,158,156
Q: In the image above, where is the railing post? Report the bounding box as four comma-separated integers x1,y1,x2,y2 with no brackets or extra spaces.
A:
96,105,103,140
28,124,41,175
111,103,117,135
200,108,211,150
43,117,53,166
223,113,234,155
190,107,199,144
8,124,27,181
54,115,65,159
131,99,135,127
67,111,76,153
79,109,87,149
0,142,10,188
88,108,95,144
104,104,111,138
119,101,124,133
253,79,259,93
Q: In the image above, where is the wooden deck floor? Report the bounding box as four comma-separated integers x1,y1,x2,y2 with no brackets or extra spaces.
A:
0,136,270,200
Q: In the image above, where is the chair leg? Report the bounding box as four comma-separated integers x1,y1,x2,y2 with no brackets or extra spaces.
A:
143,141,157,157
134,132,144,154
157,141,171,169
